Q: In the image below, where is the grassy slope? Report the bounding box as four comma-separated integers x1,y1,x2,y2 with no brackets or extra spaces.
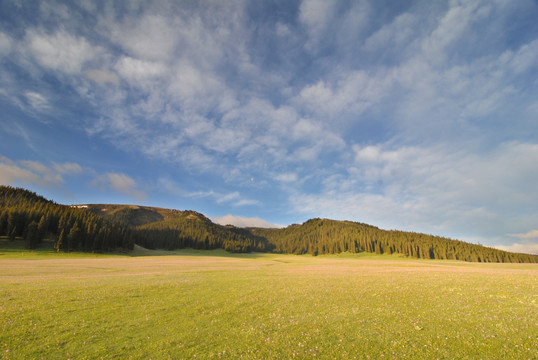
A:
84,204,210,227
1,250,536,359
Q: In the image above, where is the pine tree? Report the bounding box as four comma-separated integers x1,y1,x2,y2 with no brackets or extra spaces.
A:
56,229,66,252
0,210,7,235
67,223,81,251
25,221,39,249
7,212,18,240
37,215,49,243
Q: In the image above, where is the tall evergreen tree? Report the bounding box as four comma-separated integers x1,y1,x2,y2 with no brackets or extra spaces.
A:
24,221,39,249
56,229,66,252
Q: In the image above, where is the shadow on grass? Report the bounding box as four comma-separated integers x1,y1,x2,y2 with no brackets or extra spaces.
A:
128,244,273,259
0,238,272,259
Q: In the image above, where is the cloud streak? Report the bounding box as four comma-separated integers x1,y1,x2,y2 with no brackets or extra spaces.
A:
507,230,538,240
0,156,82,187
91,173,146,202
496,242,538,256
290,141,538,244
213,214,283,229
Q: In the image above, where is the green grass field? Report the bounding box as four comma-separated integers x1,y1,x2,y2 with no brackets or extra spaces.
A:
1,246,536,359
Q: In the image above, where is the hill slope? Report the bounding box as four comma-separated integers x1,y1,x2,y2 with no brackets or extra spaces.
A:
82,202,537,263
0,186,134,252
249,218,538,263
84,204,271,253
1,186,537,262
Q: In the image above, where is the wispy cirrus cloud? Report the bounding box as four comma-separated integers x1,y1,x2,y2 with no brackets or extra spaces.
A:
507,230,538,240
23,28,101,75
502,228,538,255
24,91,50,112
0,156,82,187
496,242,538,255
0,31,13,55
91,172,146,202
290,141,538,245
213,214,283,228
84,69,119,87
187,189,259,208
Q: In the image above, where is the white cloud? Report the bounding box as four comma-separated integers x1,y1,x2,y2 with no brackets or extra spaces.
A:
20,160,63,184
0,156,82,188
274,173,298,183
92,172,146,202
115,56,167,83
24,29,99,74
156,177,184,197
275,23,291,37
296,69,394,124
507,230,538,240
186,189,259,207
0,31,13,55
216,191,240,204
364,13,417,55
389,32,538,141
24,91,50,111
84,69,119,86
299,0,336,52
290,141,538,244
54,162,82,175
0,157,43,186
213,214,283,228
501,39,538,74
3,0,537,251
420,0,484,66
234,198,261,207
0,157,144,203
299,0,370,53
167,61,227,111
108,14,178,62
354,145,382,163
495,242,538,255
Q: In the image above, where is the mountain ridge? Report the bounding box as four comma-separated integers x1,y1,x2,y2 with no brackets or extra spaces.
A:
1,186,537,263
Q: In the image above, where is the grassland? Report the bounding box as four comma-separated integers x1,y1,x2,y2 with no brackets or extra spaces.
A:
0,247,536,359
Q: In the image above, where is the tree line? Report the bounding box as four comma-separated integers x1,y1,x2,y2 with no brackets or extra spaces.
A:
83,204,273,253
0,186,134,252
0,186,270,253
133,213,272,253
250,218,538,263
2,186,537,263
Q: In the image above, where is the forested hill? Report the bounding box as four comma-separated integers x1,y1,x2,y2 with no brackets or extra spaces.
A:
0,186,270,253
84,204,271,253
0,186,135,252
80,201,537,263
1,186,537,263
249,218,538,263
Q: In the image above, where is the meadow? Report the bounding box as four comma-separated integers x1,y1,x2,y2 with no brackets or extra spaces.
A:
0,246,536,359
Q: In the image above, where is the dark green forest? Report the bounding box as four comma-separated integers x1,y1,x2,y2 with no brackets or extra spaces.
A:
85,204,271,253
0,186,270,253
250,219,537,262
1,186,537,263
0,186,134,252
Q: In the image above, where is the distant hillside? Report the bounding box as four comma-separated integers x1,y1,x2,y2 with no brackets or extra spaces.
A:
84,204,271,253
249,218,538,263
85,204,209,227
0,186,134,252
82,203,537,263
1,186,537,263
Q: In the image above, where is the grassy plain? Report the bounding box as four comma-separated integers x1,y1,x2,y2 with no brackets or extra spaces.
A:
0,247,536,359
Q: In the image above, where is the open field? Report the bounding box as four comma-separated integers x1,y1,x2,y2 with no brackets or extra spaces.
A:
1,249,537,359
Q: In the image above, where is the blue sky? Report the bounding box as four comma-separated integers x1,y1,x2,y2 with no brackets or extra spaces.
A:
1,0,537,254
